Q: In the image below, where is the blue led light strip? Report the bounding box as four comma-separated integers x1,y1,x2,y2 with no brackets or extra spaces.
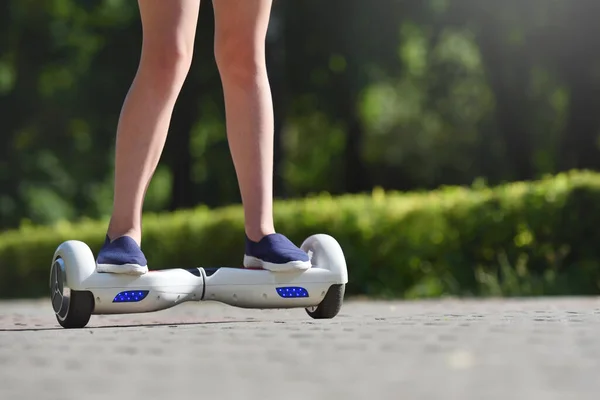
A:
276,286,309,298
113,290,149,303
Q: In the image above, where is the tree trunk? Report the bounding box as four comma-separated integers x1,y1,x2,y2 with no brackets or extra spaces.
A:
477,24,533,181
560,69,600,170
342,90,369,193
167,80,196,211
557,2,600,171
266,0,286,198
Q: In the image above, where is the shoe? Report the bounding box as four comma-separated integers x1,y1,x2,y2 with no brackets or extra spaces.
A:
243,233,311,272
96,235,149,275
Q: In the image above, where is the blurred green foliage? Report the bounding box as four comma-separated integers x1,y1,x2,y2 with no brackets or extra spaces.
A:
1,170,600,299
3,1,600,299
3,0,600,231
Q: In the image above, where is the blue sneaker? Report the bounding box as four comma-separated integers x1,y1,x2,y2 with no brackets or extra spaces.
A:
96,235,148,275
244,233,311,272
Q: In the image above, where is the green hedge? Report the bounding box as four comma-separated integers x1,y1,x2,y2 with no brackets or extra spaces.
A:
2,170,600,299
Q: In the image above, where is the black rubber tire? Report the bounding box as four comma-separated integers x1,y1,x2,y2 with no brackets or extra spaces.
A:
56,290,95,329
306,284,345,319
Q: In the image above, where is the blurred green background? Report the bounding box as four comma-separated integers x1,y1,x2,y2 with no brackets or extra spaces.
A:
3,0,600,299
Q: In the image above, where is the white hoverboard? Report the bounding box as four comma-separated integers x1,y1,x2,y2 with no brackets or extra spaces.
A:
49,234,348,329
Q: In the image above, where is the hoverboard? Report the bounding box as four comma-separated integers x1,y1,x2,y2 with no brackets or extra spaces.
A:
49,234,348,328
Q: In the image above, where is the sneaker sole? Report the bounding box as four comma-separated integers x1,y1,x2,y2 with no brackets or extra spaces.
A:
96,263,149,275
243,255,311,272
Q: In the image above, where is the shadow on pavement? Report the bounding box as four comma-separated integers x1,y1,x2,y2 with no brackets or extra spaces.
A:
0,319,260,332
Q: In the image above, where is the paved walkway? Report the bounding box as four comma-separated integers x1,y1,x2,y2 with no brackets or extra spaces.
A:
1,297,599,400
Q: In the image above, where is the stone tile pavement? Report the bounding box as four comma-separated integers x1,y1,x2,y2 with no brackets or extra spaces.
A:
1,297,599,400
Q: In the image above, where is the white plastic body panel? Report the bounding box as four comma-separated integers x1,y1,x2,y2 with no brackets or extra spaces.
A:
83,266,342,314
83,268,205,314
202,267,340,308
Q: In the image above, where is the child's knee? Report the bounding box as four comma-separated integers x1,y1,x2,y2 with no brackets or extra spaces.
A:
214,34,265,84
139,39,194,88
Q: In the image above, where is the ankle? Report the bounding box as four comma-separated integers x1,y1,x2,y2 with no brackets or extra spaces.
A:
106,228,142,246
245,226,275,243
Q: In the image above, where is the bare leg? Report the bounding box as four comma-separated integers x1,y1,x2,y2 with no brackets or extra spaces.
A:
213,0,310,271
108,0,200,244
213,0,275,242
97,0,200,274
